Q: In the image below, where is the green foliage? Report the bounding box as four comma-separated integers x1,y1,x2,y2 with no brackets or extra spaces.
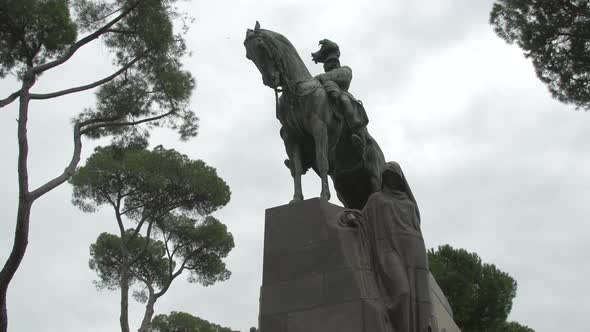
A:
498,321,535,332
70,144,230,217
156,215,234,286
149,312,235,332
428,245,518,332
1,0,198,141
0,2,199,330
77,0,198,142
89,215,234,296
76,0,198,142
90,231,169,291
490,0,590,110
0,0,77,77
72,144,234,299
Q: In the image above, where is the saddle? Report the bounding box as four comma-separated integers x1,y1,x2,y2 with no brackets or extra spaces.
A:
289,78,368,127
291,78,322,96
291,79,364,106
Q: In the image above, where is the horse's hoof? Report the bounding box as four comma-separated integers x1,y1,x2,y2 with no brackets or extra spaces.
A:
290,195,303,204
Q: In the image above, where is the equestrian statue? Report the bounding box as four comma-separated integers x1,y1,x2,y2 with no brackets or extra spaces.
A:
244,22,459,332
244,22,385,209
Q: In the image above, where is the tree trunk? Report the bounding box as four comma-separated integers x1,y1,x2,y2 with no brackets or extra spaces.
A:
0,78,33,332
137,291,157,332
0,201,32,332
120,260,131,332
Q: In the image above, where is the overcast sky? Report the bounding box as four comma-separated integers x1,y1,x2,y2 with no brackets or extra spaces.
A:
1,0,589,331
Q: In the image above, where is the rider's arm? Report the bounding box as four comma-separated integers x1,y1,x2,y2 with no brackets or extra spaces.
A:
315,66,352,88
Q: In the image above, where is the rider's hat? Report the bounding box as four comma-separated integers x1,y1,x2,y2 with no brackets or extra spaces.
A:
311,39,341,64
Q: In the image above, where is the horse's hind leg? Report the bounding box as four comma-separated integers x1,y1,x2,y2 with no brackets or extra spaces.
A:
311,121,331,201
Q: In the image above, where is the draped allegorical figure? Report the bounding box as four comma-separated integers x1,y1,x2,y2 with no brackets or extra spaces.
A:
360,162,433,332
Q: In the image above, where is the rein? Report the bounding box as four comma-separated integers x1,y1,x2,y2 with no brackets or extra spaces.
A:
274,88,280,118
259,31,316,102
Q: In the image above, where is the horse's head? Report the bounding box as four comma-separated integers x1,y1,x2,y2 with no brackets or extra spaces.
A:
244,22,282,89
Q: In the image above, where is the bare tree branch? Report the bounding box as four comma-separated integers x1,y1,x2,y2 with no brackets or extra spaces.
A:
29,0,144,75
30,55,143,100
155,247,204,298
120,202,149,216
169,241,190,261
115,193,127,237
89,5,127,26
163,233,173,275
28,108,170,201
128,214,150,242
79,110,174,135
155,262,185,298
127,201,191,267
99,186,118,209
0,91,20,109
129,220,155,265
105,29,138,34
29,122,83,201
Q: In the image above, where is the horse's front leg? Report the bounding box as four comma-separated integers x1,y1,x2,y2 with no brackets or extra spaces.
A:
290,143,304,202
311,121,330,201
281,128,304,202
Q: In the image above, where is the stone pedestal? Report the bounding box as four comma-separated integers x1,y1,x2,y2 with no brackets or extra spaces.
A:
258,198,460,332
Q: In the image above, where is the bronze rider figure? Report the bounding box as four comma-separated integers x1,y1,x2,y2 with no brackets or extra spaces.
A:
312,39,369,150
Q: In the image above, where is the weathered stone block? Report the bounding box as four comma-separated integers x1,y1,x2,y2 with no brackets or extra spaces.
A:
258,198,460,332
259,313,286,332
323,269,379,304
263,199,333,254
259,198,391,332
262,241,350,284
286,301,363,332
260,274,323,315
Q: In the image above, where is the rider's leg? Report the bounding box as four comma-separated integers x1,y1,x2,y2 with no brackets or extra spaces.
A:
340,95,366,149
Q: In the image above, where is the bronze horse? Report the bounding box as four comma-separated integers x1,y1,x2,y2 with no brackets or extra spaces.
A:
244,22,385,209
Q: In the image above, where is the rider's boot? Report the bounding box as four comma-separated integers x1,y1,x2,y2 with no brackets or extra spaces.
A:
340,96,367,151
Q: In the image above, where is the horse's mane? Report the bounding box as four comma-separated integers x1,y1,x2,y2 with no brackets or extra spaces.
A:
255,29,311,83
260,29,297,55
